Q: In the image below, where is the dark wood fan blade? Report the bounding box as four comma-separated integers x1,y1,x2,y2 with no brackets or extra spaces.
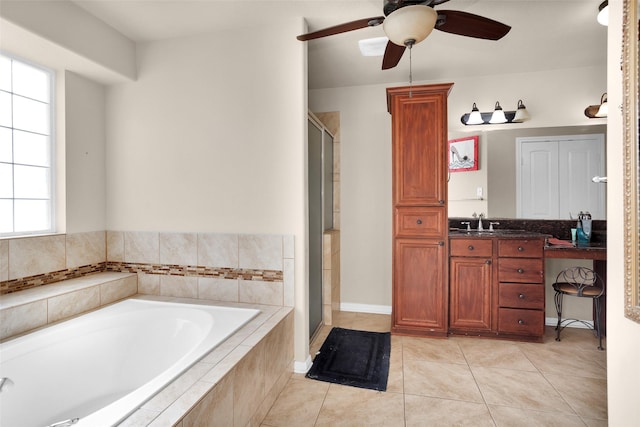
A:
382,41,406,70
297,16,385,41
435,10,511,40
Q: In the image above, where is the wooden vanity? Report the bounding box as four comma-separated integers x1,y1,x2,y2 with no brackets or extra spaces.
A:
386,83,548,343
449,232,546,342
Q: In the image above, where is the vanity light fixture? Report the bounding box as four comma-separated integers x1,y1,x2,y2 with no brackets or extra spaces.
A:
488,101,507,124
597,1,609,26
466,103,484,125
513,99,530,122
584,93,608,118
461,100,530,125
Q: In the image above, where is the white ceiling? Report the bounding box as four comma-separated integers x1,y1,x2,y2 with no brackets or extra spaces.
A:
71,0,608,90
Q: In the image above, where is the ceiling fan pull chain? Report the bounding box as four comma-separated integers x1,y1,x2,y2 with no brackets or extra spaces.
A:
407,40,414,97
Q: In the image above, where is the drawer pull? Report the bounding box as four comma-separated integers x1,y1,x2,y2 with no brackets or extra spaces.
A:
518,246,525,252
518,293,526,299
517,268,524,274
416,219,422,225
468,245,474,251
518,319,525,325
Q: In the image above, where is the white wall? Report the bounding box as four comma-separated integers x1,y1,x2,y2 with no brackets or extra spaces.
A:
310,86,393,308
104,22,310,364
0,0,135,82
605,1,640,424
310,65,606,308
65,71,106,233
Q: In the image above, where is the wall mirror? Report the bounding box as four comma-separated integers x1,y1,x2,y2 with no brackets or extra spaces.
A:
623,0,640,323
448,125,607,219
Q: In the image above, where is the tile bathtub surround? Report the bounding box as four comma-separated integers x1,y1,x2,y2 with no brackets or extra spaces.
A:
108,231,291,271
0,262,106,295
1,231,294,307
107,231,295,307
0,272,137,340
117,297,295,427
0,231,107,294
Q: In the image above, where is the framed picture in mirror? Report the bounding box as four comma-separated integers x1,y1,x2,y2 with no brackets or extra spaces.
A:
448,136,479,172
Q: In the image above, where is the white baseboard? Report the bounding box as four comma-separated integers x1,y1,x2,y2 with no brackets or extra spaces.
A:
333,308,594,330
340,302,392,315
545,317,594,329
294,355,312,374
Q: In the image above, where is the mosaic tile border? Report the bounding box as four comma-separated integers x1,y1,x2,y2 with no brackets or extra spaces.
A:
0,262,106,295
0,262,284,295
105,262,283,282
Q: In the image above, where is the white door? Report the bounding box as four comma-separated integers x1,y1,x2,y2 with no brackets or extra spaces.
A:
517,134,606,219
519,141,560,218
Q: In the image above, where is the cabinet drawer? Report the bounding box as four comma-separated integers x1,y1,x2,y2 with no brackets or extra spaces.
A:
499,283,544,309
498,258,544,283
450,239,493,257
498,239,543,258
395,207,446,238
498,308,544,336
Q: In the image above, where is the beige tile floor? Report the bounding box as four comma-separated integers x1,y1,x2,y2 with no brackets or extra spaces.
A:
261,311,607,427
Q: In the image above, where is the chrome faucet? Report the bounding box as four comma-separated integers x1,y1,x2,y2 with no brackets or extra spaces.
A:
461,221,471,231
489,221,500,231
477,213,485,231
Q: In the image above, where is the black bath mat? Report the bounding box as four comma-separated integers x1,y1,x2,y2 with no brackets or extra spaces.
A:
306,327,391,391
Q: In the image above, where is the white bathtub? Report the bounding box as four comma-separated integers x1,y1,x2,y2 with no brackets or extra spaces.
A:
0,298,260,427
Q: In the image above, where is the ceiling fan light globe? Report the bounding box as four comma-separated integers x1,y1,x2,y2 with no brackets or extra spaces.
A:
383,5,437,46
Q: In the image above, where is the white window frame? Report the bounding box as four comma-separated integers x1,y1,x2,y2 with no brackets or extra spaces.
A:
0,52,56,237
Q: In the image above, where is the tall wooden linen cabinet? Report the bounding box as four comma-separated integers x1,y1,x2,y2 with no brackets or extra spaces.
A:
386,83,453,337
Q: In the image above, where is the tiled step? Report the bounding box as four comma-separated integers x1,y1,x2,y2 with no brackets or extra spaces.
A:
0,272,137,340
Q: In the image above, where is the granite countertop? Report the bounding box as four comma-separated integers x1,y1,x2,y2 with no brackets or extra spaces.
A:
544,241,606,260
448,229,549,239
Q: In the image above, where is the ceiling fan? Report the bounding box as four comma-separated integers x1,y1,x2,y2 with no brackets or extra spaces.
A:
297,0,511,70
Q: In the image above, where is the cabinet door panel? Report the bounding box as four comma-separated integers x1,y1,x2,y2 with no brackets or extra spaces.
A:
392,98,447,206
393,239,447,332
450,257,492,331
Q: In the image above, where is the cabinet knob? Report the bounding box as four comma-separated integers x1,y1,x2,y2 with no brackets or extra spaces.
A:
518,319,525,325
518,246,525,252
518,293,526,299
485,260,492,265
416,219,422,225
517,268,524,274
468,245,474,251
438,241,445,246
439,200,445,205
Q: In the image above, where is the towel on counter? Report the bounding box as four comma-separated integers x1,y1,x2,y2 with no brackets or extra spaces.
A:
547,238,575,247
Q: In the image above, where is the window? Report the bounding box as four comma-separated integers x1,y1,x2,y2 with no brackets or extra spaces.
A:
0,53,55,236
